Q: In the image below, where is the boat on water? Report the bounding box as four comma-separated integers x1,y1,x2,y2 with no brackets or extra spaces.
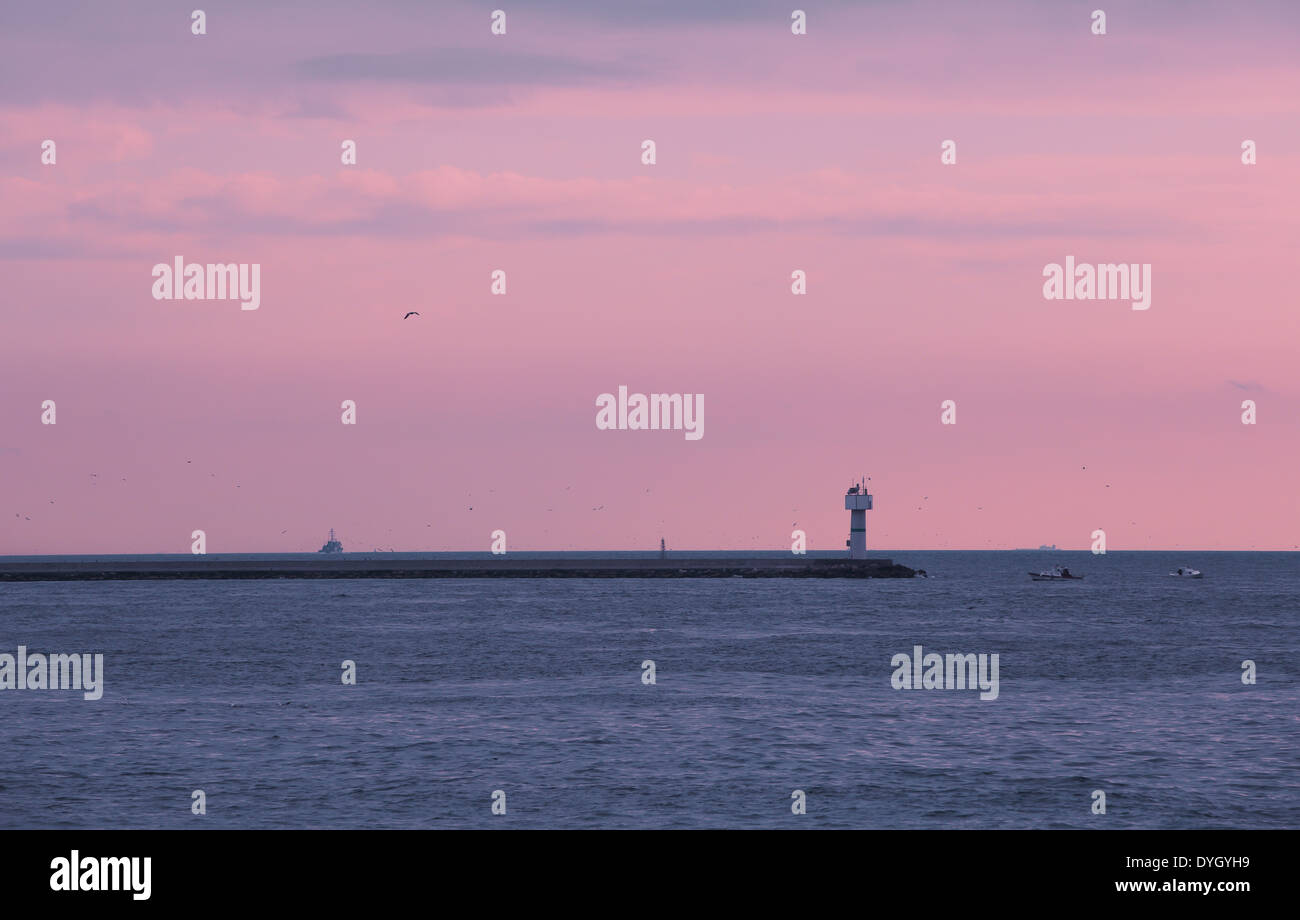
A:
1169,566,1203,578
318,528,343,554
1029,566,1083,581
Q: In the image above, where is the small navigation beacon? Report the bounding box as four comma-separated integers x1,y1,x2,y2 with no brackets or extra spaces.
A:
844,478,873,560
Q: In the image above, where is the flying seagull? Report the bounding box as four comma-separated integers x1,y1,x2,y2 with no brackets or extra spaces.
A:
403,311,420,319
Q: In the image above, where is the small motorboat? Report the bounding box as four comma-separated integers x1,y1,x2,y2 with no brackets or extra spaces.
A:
1029,566,1083,581
1169,566,1203,578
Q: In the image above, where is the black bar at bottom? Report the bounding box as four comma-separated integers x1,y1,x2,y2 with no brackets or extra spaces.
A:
0,829,1279,907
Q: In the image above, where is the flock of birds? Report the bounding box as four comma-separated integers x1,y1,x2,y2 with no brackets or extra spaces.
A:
10,405,1290,548
3,461,1126,540
0,318,1148,542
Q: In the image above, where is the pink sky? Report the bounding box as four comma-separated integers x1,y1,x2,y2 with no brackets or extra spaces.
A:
2,0,1298,553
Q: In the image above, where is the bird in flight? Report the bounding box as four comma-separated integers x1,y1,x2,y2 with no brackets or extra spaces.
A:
403,311,420,319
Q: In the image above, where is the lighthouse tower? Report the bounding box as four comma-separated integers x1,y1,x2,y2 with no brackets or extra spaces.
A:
844,479,873,559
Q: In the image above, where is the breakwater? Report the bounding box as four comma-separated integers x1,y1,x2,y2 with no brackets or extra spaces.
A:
0,555,915,581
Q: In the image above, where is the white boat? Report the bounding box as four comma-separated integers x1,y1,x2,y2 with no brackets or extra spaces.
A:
1029,566,1083,581
1169,566,1202,578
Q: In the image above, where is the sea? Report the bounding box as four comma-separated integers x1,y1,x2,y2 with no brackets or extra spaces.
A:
1,551,1296,829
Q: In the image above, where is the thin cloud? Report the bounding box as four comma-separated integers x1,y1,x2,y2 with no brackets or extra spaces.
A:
296,47,651,87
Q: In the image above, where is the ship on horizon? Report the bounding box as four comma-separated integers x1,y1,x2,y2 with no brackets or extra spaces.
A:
319,529,343,554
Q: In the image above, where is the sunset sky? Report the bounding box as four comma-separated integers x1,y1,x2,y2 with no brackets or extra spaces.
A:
2,0,1298,553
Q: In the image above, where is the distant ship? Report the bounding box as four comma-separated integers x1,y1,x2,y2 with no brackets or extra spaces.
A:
1039,544,1059,551
318,528,343,554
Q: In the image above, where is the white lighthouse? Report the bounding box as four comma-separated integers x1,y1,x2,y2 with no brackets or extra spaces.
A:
844,479,873,559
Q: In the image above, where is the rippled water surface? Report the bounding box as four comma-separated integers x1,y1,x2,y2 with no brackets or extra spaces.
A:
1,551,1296,828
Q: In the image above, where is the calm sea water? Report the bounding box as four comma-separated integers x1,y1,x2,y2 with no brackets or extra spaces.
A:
1,551,1296,829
